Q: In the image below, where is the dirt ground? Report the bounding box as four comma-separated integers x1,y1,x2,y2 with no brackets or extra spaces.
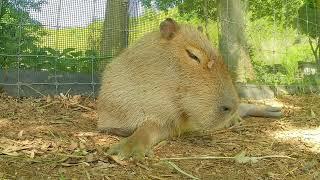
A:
0,92,319,180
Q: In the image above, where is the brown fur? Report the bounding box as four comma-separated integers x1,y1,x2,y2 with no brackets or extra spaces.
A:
97,18,240,160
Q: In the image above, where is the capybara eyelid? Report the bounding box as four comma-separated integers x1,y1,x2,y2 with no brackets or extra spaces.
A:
186,49,200,63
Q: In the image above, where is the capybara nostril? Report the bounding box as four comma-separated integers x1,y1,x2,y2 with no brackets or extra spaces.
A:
220,105,232,114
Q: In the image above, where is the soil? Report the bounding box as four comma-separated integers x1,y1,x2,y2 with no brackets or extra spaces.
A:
0,93,319,180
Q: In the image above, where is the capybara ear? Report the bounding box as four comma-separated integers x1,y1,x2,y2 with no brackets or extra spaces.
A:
160,18,179,40
197,26,204,33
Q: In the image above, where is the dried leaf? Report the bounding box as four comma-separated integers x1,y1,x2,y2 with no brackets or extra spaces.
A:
64,157,82,164
74,132,98,137
60,93,68,100
40,142,53,151
68,141,78,151
29,149,35,159
79,137,87,143
106,154,128,166
79,142,86,151
46,96,52,103
267,172,277,178
1,151,20,156
86,153,97,163
72,95,81,103
234,151,259,164
61,163,79,167
81,112,97,119
87,102,95,109
18,130,24,138
95,161,117,169
311,109,316,118
3,145,33,153
0,118,10,126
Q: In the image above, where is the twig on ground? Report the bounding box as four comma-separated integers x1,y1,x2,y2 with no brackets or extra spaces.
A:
83,164,91,180
77,104,93,111
161,155,294,161
162,156,234,161
0,154,42,163
65,88,72,97
47,129,57,138
0,154,69,164
148,175,165,180
166,161,199,180
136,162,150,171
56,153,85,158
103,176,112,180
39,101,58,108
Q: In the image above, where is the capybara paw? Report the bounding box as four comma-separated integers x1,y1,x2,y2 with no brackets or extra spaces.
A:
107,138,152,161
264,106,283,118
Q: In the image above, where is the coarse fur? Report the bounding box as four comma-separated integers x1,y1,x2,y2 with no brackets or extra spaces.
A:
97,18,280,160
98,19,238,134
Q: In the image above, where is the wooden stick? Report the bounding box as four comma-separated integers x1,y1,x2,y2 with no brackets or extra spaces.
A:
161,155,294,161
166,161,199,179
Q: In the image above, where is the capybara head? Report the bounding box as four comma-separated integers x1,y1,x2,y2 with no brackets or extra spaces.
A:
97,18,239,135
157,18,239,130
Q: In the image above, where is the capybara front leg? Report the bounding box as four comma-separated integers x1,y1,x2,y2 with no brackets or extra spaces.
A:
107,121,170,161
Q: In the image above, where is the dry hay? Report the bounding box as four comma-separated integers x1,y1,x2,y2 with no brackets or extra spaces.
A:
0,92,319,179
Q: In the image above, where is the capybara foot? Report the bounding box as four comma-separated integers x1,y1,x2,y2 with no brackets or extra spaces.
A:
239,103,282,118
107,137,153,161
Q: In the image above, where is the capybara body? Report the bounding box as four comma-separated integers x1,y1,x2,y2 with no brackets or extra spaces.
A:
97,18,278,160
98,18,238,133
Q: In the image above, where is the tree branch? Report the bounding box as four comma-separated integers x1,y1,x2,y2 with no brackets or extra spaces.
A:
316,37,320,65
309,37,318,61
203,0,211,40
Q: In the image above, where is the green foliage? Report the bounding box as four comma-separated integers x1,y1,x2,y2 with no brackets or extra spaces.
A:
5,47,102,73
141,0,217,21
87,20,103,52
41,27,93,52
141,0,306,26
0,0,48,73
296,1,320,63
0,0,318,86
251,59,320,86
129,7,219,44
0,0,47,55
246,15,317,85
297,1,320,39
251,60,291,85
247,0,305,25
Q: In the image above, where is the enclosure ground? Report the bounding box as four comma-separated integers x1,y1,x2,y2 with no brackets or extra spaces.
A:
0,93,319,179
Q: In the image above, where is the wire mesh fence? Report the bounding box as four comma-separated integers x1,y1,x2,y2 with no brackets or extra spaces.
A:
0,0,319,97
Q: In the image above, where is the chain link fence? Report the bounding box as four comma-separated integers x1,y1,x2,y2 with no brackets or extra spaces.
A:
0,0,319,97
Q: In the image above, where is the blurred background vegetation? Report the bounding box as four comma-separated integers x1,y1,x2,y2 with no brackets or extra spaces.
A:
0,0,319,87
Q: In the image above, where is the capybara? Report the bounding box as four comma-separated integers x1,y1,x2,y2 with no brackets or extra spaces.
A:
97,18,281,160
